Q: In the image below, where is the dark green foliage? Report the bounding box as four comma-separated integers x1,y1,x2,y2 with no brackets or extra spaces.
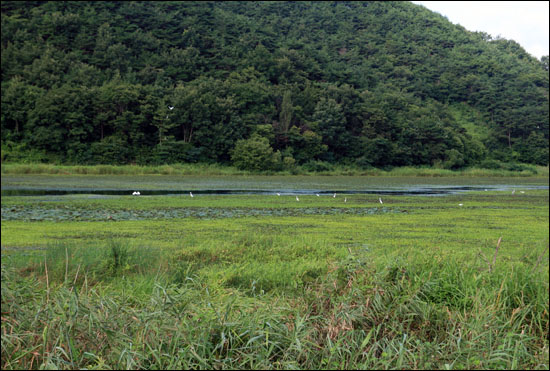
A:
1,1,548,167
231,135,281,171
478,159,539,174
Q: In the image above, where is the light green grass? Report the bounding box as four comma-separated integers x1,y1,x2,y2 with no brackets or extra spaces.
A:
1,190,548,369
2,162,548,177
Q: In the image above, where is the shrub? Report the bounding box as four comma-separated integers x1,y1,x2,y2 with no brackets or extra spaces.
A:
1,141,50,163
478,159,502,169
442,149,465,169
150,140,198,165
90,136,132,165
231,135,281,171
301,160,333,172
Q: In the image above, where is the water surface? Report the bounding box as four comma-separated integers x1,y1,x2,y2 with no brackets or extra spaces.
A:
2,174,547,197
2,185,548,197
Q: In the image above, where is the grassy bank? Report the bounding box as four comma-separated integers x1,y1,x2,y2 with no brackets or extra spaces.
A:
1,190,548,369
1,162,548,177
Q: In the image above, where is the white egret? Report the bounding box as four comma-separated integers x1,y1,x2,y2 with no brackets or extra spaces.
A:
333,193,336,198
132,191,137,196
169,106,174,110
296,196,299,201
190,192,194,197
136,191,140,196
512,189,516,195
459,203,463,206
344,197,347,203
277,192,281,196
316,193,320,197
379,197,383,204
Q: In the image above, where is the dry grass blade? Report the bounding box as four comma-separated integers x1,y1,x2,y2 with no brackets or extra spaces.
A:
45,258,50,303
490,237,502,272
65,245,69,284
532,245,549,273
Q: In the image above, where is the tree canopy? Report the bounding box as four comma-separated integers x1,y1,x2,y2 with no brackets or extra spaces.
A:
1,1,548,169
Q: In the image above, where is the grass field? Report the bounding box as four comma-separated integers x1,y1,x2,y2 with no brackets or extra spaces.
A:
1,183,549,369
1,162,548,178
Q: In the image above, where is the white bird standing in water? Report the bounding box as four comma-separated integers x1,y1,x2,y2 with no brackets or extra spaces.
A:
333,193,336,198
132,191,140,196
190,192,194,197
316,193,320,197
277,192,281,196
379,197,383,204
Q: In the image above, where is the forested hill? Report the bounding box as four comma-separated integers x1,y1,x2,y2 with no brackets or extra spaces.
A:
1,1,548,169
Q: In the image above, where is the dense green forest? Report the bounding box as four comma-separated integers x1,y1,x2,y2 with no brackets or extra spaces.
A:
1,1,548,170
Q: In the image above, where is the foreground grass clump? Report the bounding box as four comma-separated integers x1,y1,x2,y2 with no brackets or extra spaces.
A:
1,190,548,369
2,244,548,370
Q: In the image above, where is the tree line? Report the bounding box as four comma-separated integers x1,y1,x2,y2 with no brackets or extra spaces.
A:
1,1,548,170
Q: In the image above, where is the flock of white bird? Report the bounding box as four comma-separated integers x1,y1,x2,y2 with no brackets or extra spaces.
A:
130,149,525,204
457,188,524,206
135,102,530,205
132,187,526,203
131,189,527,208
130,189,527,209
273,191,383,203
131,190,389,204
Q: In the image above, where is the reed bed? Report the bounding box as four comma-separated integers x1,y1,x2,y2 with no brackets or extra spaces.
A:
2,243,548,370
2,189,548,369
2,162,547,177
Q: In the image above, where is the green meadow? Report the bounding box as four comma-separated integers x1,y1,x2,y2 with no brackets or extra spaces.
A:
1,162,548,178
1,176,549,369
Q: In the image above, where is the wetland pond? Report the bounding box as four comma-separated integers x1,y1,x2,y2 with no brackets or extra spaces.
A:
2,185,549,197
2,174,548,197
2,175,547,222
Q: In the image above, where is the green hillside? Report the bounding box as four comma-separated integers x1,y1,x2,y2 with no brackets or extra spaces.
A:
1,1,548,169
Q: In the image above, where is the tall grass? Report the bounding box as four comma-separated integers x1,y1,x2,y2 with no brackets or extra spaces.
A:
2,240,548,369
0,163,249,176
2,162,547,177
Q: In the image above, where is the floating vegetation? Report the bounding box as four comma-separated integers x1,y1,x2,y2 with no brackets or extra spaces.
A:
1,205,405,222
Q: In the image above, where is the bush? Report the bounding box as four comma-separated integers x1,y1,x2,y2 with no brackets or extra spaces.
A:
478,159,502,170
301,160,333,172
90,136,132,165
478,159,538,174
504,162,537,174
1,141,50,163
231,135,281,171
150,141,199,165
442,149,465,169
355,156,374,170
282,155,296,169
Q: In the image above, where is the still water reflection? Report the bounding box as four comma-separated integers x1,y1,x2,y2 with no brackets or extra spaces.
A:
2,185,548,197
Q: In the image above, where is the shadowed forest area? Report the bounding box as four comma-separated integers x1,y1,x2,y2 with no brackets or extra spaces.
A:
1,1,548,170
